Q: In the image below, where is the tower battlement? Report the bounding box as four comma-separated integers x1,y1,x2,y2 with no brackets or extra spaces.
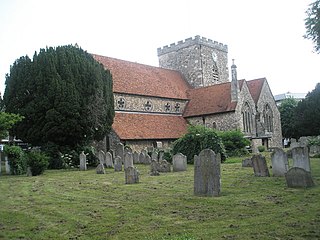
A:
157,35,228,56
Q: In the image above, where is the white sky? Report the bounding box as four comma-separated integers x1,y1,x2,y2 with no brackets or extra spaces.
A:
0,0,319,96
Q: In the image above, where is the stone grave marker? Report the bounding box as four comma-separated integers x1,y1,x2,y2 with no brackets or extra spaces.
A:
79,151,87,171
285,167,314,188
5,156,10,174
125,166,139,184
105,152,113,168
292,147,311,172
139,152,145,164
150,160,160,176
309,145,320,157
151,151,158,161
271,148,289,176
114,156,122,172
145,154,151,164
98,150,106,165
133,151,139,164
298,137,308,147
172,153,187,172
242,158,253,167
115,143,124,163
159,151,164,161
96,163,106,174
290,138,299,148
124,146,132,154
158,160,171,172
124,152,134,170
251,154,270,177
194,149,221,197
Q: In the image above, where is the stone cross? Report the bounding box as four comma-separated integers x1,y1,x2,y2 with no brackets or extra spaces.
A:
105,151,113,168
271,148,289,177
285,167,314,188
125,167,140,184
79,151,87,171
114,156,122,172
194,149,221,197
172,153,187,172
251,154,270,177
292,147,311,172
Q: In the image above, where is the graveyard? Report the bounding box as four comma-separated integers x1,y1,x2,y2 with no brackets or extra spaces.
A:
0,152,319,240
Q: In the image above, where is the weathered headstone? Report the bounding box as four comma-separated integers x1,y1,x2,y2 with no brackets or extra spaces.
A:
115,143,124,163
124,152,134,170
298,136,308,147
309,145,320,157
158,160,171,172
124,146,132,154
96,163,106,174
133,151,139,164
79,151,87,171
290,138,299,148
285,167,314,188
145,154,151,165
292,147,311,172
26,167,32,177
194,149,221,197
159,151,164,161
114,156,122,172
125,166,139,184
150,160,160,176
251,154,270,177
98,150,106,165
151,151,158,161
242,158,253,167
271,148,289,176
105,152,113,168
5,156,10,174
139,152,145,164
172,153,187,172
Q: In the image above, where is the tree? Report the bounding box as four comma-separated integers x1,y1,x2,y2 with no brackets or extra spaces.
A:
3,45,114,149
295,83,320,137
0,112,24,139
278,98,298,138
305,0,320,53
218,130,250,157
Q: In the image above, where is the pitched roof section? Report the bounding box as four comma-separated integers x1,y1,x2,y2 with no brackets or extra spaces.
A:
246,78,266,104
112,112,188,140
183,82,237,117
92,54,190,100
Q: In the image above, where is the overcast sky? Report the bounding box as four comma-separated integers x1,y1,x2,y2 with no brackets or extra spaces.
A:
0,0,319,96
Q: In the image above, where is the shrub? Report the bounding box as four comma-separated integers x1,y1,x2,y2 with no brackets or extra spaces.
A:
163,150,172,163
4,145,26,175
172,125,226,164
26,150,49,176
258,146,266,152
218,130,250,157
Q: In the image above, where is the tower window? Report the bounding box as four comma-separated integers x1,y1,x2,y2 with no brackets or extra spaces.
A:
242,102,252,133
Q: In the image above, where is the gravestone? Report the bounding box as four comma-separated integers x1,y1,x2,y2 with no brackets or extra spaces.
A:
79,151,87,171
172,153,187,172
96,163,106,174
98,150,106,165
151,151,158,161
292,147,311,172
5,156,10,174
133,151,139,164
141,149,148,157
145,154,151,165
298,137,308,147
114,156,122,172
124,146,132,154
105,152,113,168
285,167,314,188
194,149,221,197
271,148,289,176
158,160,171,172
139,152,145,164
159,151,164,161
125,167,140,184
150,160,160,176
115,143,124,163
309,145,320,157
124,152,134,170
251,154,270,177
242,158,253,167
26,167,32,177
290,138,299,148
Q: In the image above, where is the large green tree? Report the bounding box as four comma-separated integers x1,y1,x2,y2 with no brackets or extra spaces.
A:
4,45,114,148
305,0,320,53
278,98,298,139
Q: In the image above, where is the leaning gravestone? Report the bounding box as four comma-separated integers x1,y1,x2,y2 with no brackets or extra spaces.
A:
79,151,87,171
115,143,124,163
114,156,122,172
105,152,113,168
251,154,270,177
194,149,221,197
124,152,134,170
172,153,187,172
271,148,289,176
150,160,160,176
285,167,314,188
242,158,253,167
133,151,139,164
139,152,145,164
96,163,106,174
98,150,106,165
292,147,311,172
125,166,139,184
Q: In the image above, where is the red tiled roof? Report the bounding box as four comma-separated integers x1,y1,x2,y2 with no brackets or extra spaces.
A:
92,54,190,100
112,112,188,140
183,82,237,117
246,78,266,103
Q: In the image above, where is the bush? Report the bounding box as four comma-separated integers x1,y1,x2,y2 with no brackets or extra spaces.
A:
258,146,266,152
4,145,26,175
172,125,226,164
163,150,172,163
26,150,49,176
218,130,250,157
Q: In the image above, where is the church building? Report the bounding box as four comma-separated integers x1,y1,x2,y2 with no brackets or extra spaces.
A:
93,35,282,153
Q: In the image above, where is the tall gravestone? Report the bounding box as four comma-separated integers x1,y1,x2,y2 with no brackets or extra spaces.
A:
115,143,124,164
125,167,139,184
172,153,187,172
292,147,311,172
139,152,145,164
251,154,270,177
114,156,122,172
194,149,221,197
133,151,139,164
285,167,314,188
98,150,106,165
105,152,113,168
271,148,289,176
124,152,134,170
79,151,87,171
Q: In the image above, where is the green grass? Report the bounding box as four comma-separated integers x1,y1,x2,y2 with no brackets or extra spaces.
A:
0,155,319,240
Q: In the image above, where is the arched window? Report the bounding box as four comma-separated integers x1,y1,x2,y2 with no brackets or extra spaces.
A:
242,102,252,133
263,104,273,132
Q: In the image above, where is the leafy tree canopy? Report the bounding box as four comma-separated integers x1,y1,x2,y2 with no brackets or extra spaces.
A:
0,112,24,139
278,98,298,138
305,0,320,53
4,45,114,149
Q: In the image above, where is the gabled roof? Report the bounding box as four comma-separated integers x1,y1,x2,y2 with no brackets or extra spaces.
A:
183,82,237,117
92,54,190,100
112,112,188,140
246,78,266,104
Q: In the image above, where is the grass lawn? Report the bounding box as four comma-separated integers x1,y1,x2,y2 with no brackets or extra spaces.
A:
0,154,319,240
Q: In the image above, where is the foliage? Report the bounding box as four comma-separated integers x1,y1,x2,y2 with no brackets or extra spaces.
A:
0,112,24,139
172,125,226,163
295,83,320,137
258,146,266,152
304,0,320,53
3,145,26,175
278,98,298,138
3,45,114,150
163,149,172,163
26,150,49,176
218,130,250,157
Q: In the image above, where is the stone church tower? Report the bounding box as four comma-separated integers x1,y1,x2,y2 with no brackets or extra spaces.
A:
157,35,229,88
